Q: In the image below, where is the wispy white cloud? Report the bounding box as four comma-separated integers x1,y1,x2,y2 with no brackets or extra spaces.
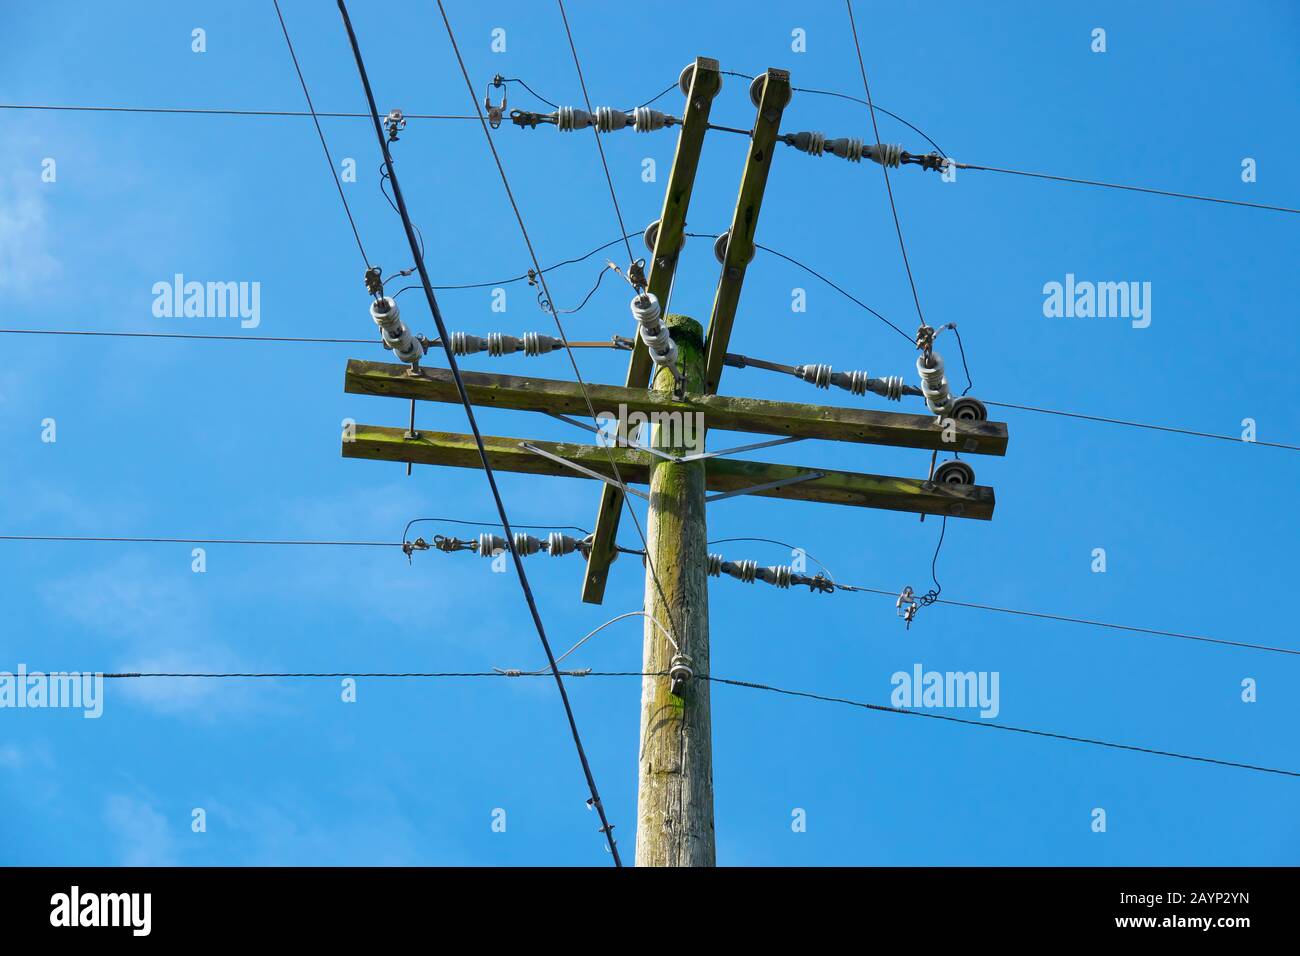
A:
0,743,25,770
207,783,442,865
39,554,276,720
0,168,60,296
104,792,178,866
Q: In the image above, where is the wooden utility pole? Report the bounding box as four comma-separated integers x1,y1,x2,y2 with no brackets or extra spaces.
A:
338,56,1010,867
636,314,713,866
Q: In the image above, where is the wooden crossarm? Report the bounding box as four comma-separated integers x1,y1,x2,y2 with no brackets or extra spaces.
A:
344,360,1010,456
342,425,996,520
701,68,791,395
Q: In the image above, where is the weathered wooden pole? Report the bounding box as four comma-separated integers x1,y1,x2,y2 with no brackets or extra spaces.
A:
636,313,715,867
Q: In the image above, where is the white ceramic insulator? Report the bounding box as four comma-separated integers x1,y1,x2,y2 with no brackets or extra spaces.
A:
547,532,578,557
631,292,678,369
556,106,592,131
632,107,670,132
594,107,628,132
916,351,952,415
371,297,424,364
512,533,544,556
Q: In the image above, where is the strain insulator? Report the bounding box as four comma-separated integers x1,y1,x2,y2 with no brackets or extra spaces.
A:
486,332,514,357
826,137,864,162
786,130,827,156
796,363,834,389
794,364,907,400
878,375,905,401
544,532,580,557
512,533,544,556
867,142,904,168
632,107,672,132
845,370,873,396
370,297,424,366
524,332,561,356
756,565,793,589
594,106,628,132
555,106,593,131
449,331,485,356
450,331,563,357
708,554,760,583
476,533,508,557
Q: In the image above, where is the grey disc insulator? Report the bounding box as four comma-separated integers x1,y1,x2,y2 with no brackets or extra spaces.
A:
949,396,988,422
748,74,792,108
934,460,975,486
713,229,756,265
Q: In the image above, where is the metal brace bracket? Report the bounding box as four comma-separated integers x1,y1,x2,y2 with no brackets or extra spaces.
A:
520,442,651,501
705,471,824,504
676,435,804,464
546,413,678,462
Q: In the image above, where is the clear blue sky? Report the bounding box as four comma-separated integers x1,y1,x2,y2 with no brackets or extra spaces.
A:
2,0,1297,866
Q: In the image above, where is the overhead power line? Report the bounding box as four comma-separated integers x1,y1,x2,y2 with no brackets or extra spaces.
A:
0,534,397,547
9,99,1295,215
844,0,928,331
704,676,1300,778
8,525,1299,656
105,670,650,679
834,582,1300,657
955,162,1300,216
984,400,1300,452
272,0,371,269
0,329,376,344
84,668,1300,778
0,103,476,119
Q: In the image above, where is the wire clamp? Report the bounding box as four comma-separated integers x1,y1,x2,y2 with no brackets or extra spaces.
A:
384,109,406,143
401,536,430,563
896,586,919,629
484,74,507,129
806,573,835,594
